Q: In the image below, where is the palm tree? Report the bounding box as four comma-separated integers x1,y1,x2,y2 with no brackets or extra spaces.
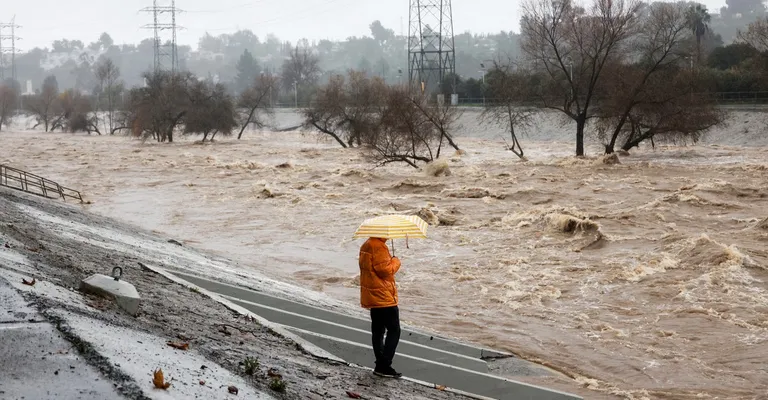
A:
687,4,711,64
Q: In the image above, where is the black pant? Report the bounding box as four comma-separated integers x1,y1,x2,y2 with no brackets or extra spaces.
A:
370,306,401,369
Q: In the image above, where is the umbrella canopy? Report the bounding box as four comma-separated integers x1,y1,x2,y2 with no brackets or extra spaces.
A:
353,215,428,240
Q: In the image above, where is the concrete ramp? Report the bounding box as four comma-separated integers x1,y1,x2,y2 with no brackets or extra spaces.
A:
171,271,582,400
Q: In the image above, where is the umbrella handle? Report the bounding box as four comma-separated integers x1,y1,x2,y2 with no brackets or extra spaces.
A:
406,234,409,249
391,239,396,257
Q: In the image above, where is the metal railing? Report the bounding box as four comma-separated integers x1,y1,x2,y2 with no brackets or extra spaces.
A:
0,164,83,202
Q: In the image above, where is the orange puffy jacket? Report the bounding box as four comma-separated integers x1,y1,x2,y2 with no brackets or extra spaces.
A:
359,238,401,309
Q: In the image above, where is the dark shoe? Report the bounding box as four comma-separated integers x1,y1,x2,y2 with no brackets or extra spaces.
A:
373,366,402,379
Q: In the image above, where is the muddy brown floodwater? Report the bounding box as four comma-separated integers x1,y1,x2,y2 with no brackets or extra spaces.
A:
3,110,768,399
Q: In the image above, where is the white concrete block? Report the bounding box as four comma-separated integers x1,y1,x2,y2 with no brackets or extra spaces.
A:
79,273,141,316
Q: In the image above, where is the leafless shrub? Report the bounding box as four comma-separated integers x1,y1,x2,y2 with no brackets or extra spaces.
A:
480,61,538,159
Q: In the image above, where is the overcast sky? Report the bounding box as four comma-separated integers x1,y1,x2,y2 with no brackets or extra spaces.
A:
6,0,729,50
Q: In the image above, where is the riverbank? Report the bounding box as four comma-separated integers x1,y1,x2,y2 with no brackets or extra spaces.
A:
0,188,483,400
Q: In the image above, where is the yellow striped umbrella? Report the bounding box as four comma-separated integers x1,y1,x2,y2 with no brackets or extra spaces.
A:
353,215,429,240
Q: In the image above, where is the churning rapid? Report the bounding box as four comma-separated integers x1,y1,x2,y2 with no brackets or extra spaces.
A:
3,109,767,399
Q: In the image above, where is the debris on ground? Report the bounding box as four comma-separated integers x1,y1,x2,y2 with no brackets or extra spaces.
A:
153,368,171,390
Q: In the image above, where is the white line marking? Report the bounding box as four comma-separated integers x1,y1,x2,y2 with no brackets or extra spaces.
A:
222,295,485,365
284,325,581,399
176,271,512,356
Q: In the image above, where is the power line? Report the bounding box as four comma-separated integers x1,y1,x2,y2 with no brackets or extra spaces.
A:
0,16,22,82
140,0,184,72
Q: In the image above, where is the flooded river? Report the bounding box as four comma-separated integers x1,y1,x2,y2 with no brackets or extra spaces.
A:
2,109,767,399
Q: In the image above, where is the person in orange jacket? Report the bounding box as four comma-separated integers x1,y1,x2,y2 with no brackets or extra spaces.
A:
359,237,403,378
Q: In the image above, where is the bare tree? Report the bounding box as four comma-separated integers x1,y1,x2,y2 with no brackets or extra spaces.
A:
408,95,462,157
342,71,388,147
304,70,461,168
25,75,61,132
600,2,692,153
303,71,387,148
237,74,278,139
369,87,442,168
480,61,538,159
185,80,238,142
304,74,350,147
739,17,768,51
520,0,641,156
281,45,322,96
0,84,18,132
94,58,125,135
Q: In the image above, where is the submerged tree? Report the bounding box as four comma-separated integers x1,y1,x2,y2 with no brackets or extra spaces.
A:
0,84,18,132
126,71,196,142
304,70,461,168
237,74,279,139
600,2,696,153
303,71,387,148
185,80,238,142
481,61,538,159
94,58,125,135
520,0,641,156
25,75,61,132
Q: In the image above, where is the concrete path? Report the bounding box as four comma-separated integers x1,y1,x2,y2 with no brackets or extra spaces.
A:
171,271,582,400
0,277,123,400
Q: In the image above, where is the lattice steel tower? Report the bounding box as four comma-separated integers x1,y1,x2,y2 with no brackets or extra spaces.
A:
0,16,22,82
140,0,183,72
407,0,456,97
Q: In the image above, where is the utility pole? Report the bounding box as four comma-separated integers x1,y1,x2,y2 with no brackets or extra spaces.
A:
0,16,22,83
140,0,183,73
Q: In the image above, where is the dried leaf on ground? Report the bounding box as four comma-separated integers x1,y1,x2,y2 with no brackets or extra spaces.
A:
22,278,36,286
152,368,171,389
346,391,362,399
435,384,447,391
166,341,189,350
228,385,239,394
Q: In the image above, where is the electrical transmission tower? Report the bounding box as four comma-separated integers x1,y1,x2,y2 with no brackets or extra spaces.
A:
407,0,456,99
140,0,183,73
0,16,22,82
